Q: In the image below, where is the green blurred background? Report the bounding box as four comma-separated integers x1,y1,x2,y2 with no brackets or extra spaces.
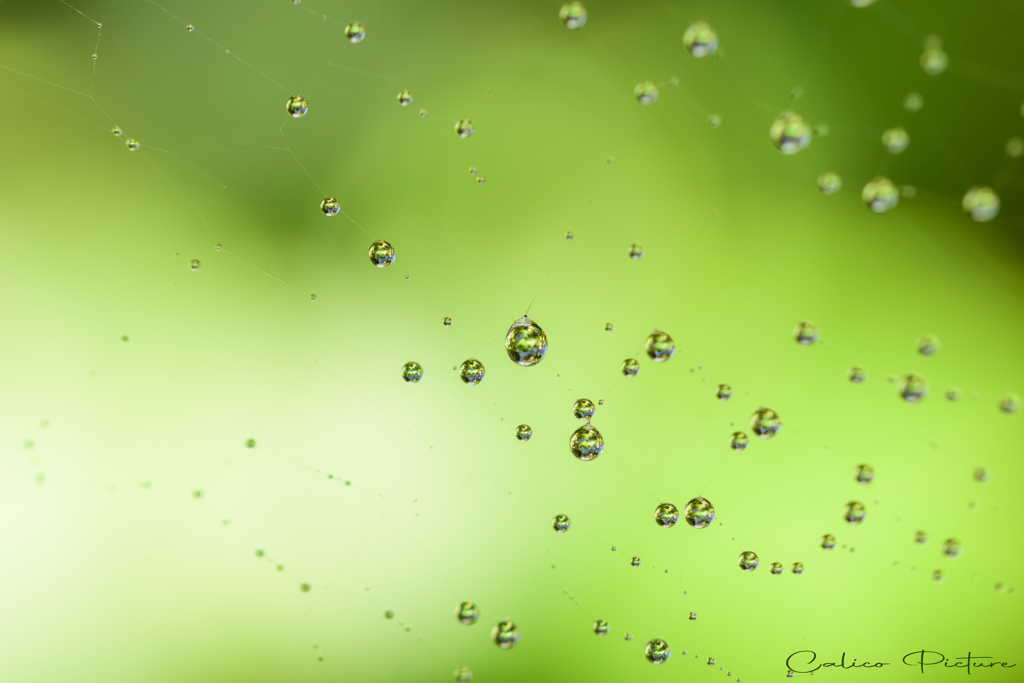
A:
1,0,1022,680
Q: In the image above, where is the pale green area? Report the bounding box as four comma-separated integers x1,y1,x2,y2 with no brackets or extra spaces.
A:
0,0,1022,681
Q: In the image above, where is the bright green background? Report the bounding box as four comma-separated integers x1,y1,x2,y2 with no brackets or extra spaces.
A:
1,0,1022,681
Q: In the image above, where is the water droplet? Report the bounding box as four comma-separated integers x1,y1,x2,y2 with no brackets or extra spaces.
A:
882,127,910,154
628,243,644,259
459,359,485,385
565,230,574,240
443,317,453,326
684,496,715,528
245,438,256,448
190,259,201,271
254,548,264,557
973,467,990,482
688,611,697,621
344,21,366,43
842,501,866,525
634,81,659,105
516,424,533,441
491,621,519,649
716,384,732,400
643,330,675,362
91,53,97,60
605,322,613,332
559,2,587,29
621,358,640,377
791,562,804,575
1006,137,1024,158
455,119,474,138
552,514,571,532
593,619,610,636
770,562,783,575
999,394,1020,413
728,431,748,451
384,610,394,619
505,315,548,366
942,538,962,558
932,569,945,582
320,196,340,216
401,361,423,384
397,89,413,106
419,108,429,118
793,321,818,345
749,408,781,439
920,48,949,75
962,187,1000,222
821,534,837,550
215,244,223,251
573,398,596,421
903,92,923,111
861,177,899,213
787,672,795,679
300,583,311,592
645,639,671,665
942,387,960,402
707,657,717,666
848,366,867,383
817,171,842,195
111,126,122,136
286,95,308,118
655,503,680,527
915,530,928,544
683,21,718,57
454,666,473,682
570,422,604,460
738,551,759,572
455,601,479,625
769,112,811,154
707,114,722,127
368,240,395,267
624,633,633,641
897,374,928,402
854,464,874,484
126,138,140,151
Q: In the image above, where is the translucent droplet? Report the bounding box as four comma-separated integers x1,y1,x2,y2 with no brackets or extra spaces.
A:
942,538,962,558
821,534,837,550
915,530,928,544
920,48,949,75
320,196,340,216
862,177,899,213
791,562,804,575
344,21,366,43
738,551,759,572
628,244,644,259
655,503,679,528
716,384,732,400
570,422,604,460
516,424,533,441
190,259,201,271
787,672,795,679
851,0,878,6
286,95,308,118
401,361,423,384
419,108,429,118
882,127,910,154
897,374,928,402
728,431,748,451
817,171,842,195
186,23,195,32
848,366,867,383
126,139,140,151
683,21,718,57
454,666,473,682
770,562,783,575
573,398,596,421
559,2,587,29
254,548,264,557
684,496,715,528
769,112,811,154
624,633,633,641
112,126,122,136
903,92,924,112
854,464,874,484
1006,137,1024,158
688,611,697,621
565,230,574,240
973,467,989,482
492,621,519,649
605,322,613,332
621,359,640,377
397,89,413,106
707,114,722,127
749,408,781,439
443,317,452,326
645,639,671,665
932,569,945,582
634,81,659,105
942,387,960,401
455,601,480,625
842,501,866,525
368,240,395,267
459,358,485,385
645,331,675,362
245,438,256,448
999,395,1020,413
793,321,818,345
962,187,1000,222
552,514,571,532
455,119,474,138
707,657,716,666
300,582,311,592
505,315,548,366
91,53,97,60
384,610,394,619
